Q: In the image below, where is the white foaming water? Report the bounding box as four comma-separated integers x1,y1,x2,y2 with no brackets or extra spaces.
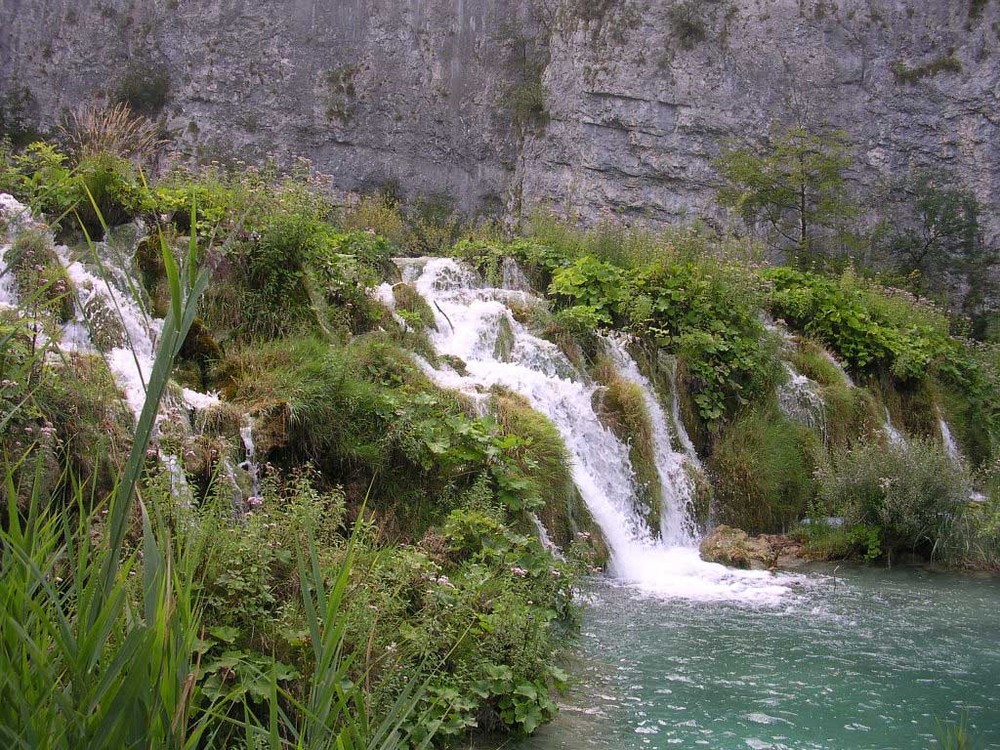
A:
54,238,160,420
664,353,701,468
883,407,906,447
779,364,827,441
822,349,855,387
939,417,962,463
240,414,262,502
604,333,697,546
399,257,800,605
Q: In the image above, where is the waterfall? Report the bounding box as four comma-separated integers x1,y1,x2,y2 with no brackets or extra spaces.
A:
604,334,697,546
778,364,827,441
0,196,240,505
398,257,799,604
883,407,906,447
822,349,855,387
939,417,962,463
240,414,262,504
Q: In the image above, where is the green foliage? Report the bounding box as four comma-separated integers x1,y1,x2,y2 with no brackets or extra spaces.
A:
715,124,854,260
814,438,972,557
792,521,884,562
708,408,819,533
549,256,628,325
874,173,995,323
767,266,955,379
632,258,775,423
0,140,153,236
0,141,76,216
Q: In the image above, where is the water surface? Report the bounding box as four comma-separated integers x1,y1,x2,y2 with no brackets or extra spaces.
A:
519,565,1000,749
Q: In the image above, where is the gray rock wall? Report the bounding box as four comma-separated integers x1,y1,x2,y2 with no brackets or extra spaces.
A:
2,0,998,232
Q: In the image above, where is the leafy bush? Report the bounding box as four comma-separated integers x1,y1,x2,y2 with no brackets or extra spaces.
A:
814,438,973,557
632,258,775,422
767,266,954,379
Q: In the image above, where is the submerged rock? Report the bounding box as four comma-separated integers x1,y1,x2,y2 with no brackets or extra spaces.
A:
699,525,804,571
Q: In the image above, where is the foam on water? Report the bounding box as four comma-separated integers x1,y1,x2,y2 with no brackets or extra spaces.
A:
53,239,160,420
399,257,801,605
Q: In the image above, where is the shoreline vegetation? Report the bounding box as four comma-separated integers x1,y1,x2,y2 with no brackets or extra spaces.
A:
0,106,997,747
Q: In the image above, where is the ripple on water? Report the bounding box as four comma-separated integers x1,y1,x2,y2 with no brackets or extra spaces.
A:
514,565,1000,750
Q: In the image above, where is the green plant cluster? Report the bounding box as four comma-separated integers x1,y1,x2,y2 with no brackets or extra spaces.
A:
0,140,154,237
810,438,974,559
767,267,955,379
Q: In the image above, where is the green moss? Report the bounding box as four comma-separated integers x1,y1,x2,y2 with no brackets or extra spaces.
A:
893,55,963,84
493,390,609,566
6,228,74,322
391,282,437,332
494,314,516,362
870,376,937,440
133,234,170,317
708,409,819,534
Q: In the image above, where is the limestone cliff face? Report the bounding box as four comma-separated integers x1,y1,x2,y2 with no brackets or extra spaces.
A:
1,0,998,231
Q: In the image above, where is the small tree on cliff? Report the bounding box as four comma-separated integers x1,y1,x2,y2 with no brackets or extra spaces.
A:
715,125,855,264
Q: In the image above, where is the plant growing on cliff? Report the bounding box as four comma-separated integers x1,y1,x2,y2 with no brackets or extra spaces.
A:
667,1,708,50
715,124,855,263
496,20,550,132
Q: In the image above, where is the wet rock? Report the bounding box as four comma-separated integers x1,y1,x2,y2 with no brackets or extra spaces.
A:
699,525,804,571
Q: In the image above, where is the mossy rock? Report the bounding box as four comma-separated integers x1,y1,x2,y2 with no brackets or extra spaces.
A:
7,228,75,322
492,390,610,565
591,357,662,533
494,314,515,362
134,234,171,318
699,525,778,570
178,317,223,390
81,292,127,352
392,282,436,332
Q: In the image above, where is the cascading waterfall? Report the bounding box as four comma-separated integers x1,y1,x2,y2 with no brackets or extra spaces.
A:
939,417,962,463
778,364,827,441
388,257,798,604
883,407,906,447
664,353,701,467
0,194,249,508
240,414,262,505
603,334,697,547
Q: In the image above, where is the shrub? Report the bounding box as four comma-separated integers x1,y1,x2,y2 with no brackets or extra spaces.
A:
814,438,973,557
115,64,171,116
767,266,954,379
61,104,166,164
